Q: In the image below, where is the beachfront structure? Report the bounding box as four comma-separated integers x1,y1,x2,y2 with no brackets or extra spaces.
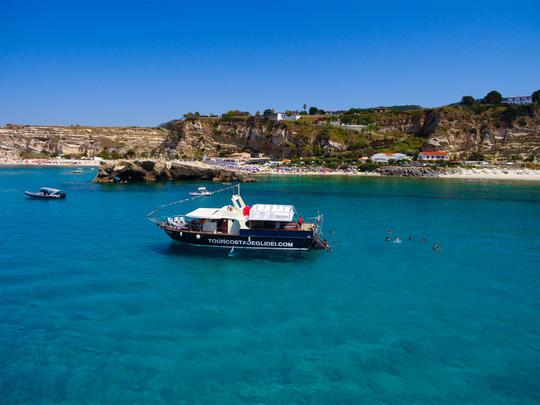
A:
269,113,301,122
371,153,410,164
418,151,449,161
502,96,532,105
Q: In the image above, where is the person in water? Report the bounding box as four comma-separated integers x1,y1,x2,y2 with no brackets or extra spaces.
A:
421,237,427,243
433,244,441,252
408,235,414,241
393,237,402,243
385,236,390,241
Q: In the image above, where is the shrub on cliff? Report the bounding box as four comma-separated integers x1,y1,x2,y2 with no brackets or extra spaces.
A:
532,90,540,104
357,162,377,172
340,110,374,125
499,104,535,127
461,96,476,106
483,90,502,105
468,152,485,161
221,110,251,120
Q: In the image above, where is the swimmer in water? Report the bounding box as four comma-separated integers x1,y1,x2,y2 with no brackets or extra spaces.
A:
421,237,427,243
385,236,390,241
433,244,441,252
388,229,393,234
393,237,402,244
408,235,414,241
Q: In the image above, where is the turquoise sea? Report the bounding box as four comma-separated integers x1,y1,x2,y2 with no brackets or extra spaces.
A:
1,167,539,404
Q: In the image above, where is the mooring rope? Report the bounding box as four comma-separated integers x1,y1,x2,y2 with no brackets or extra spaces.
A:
146,183,240,222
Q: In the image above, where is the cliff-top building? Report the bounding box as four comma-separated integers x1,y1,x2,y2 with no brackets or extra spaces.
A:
269,113,301,122
502,96,532,105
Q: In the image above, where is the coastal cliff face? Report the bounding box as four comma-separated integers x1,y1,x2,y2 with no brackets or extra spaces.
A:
161,106,540,160
1,105,539,161
0,125,166,160
161,118,317,159
418,106,540,159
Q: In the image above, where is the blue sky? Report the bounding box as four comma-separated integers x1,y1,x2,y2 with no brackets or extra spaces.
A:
1,0,539,126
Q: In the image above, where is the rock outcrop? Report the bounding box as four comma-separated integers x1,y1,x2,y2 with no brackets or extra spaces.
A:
375,167,440,177
93,160,255,183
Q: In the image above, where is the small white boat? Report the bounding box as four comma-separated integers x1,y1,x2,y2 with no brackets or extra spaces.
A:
189,186,212,196
25,187,66,200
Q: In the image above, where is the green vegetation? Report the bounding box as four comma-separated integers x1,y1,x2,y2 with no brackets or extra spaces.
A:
98,149,123,160
62,153,85,159
468,152,485,161
385,136,425,155
321,125,351,143
461,96,476,106
20,151,53,159
499,104,535,127
483,90,502,105
221,110,251,120
532,90,540,104
340,109,375,125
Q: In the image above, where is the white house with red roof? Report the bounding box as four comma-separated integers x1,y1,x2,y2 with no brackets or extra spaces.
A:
418,151,449,161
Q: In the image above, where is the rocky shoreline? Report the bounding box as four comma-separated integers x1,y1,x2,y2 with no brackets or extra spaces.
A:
92,160,255,183
375,166,441,177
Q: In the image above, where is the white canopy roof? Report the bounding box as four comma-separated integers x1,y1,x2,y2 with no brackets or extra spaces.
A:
186,208,220,219
248,204,295,222
186,206,242,220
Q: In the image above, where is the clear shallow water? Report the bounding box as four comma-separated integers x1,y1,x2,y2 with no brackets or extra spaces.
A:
1,167,539,404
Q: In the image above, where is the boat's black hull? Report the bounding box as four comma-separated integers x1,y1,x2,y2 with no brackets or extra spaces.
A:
162,227,317,250
24,192,66,200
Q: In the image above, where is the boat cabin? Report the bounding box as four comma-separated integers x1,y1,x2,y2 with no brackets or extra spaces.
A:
166,195,312,236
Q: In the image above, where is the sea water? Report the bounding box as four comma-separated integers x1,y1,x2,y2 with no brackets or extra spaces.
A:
0,167,539,404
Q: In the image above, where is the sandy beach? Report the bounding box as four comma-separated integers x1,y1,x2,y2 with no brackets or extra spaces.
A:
250,166,540,181
0,158,100,167
1,158,539,181
439,168,540,181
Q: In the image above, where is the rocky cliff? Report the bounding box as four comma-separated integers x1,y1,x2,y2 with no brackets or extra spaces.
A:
93,160,255,183
0,124,166,160
159,105,540,161
418,106,540,159
1,104,539,161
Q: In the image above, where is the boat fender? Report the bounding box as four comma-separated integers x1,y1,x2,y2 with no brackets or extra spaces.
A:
196,234,201,240
179,232,183,237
